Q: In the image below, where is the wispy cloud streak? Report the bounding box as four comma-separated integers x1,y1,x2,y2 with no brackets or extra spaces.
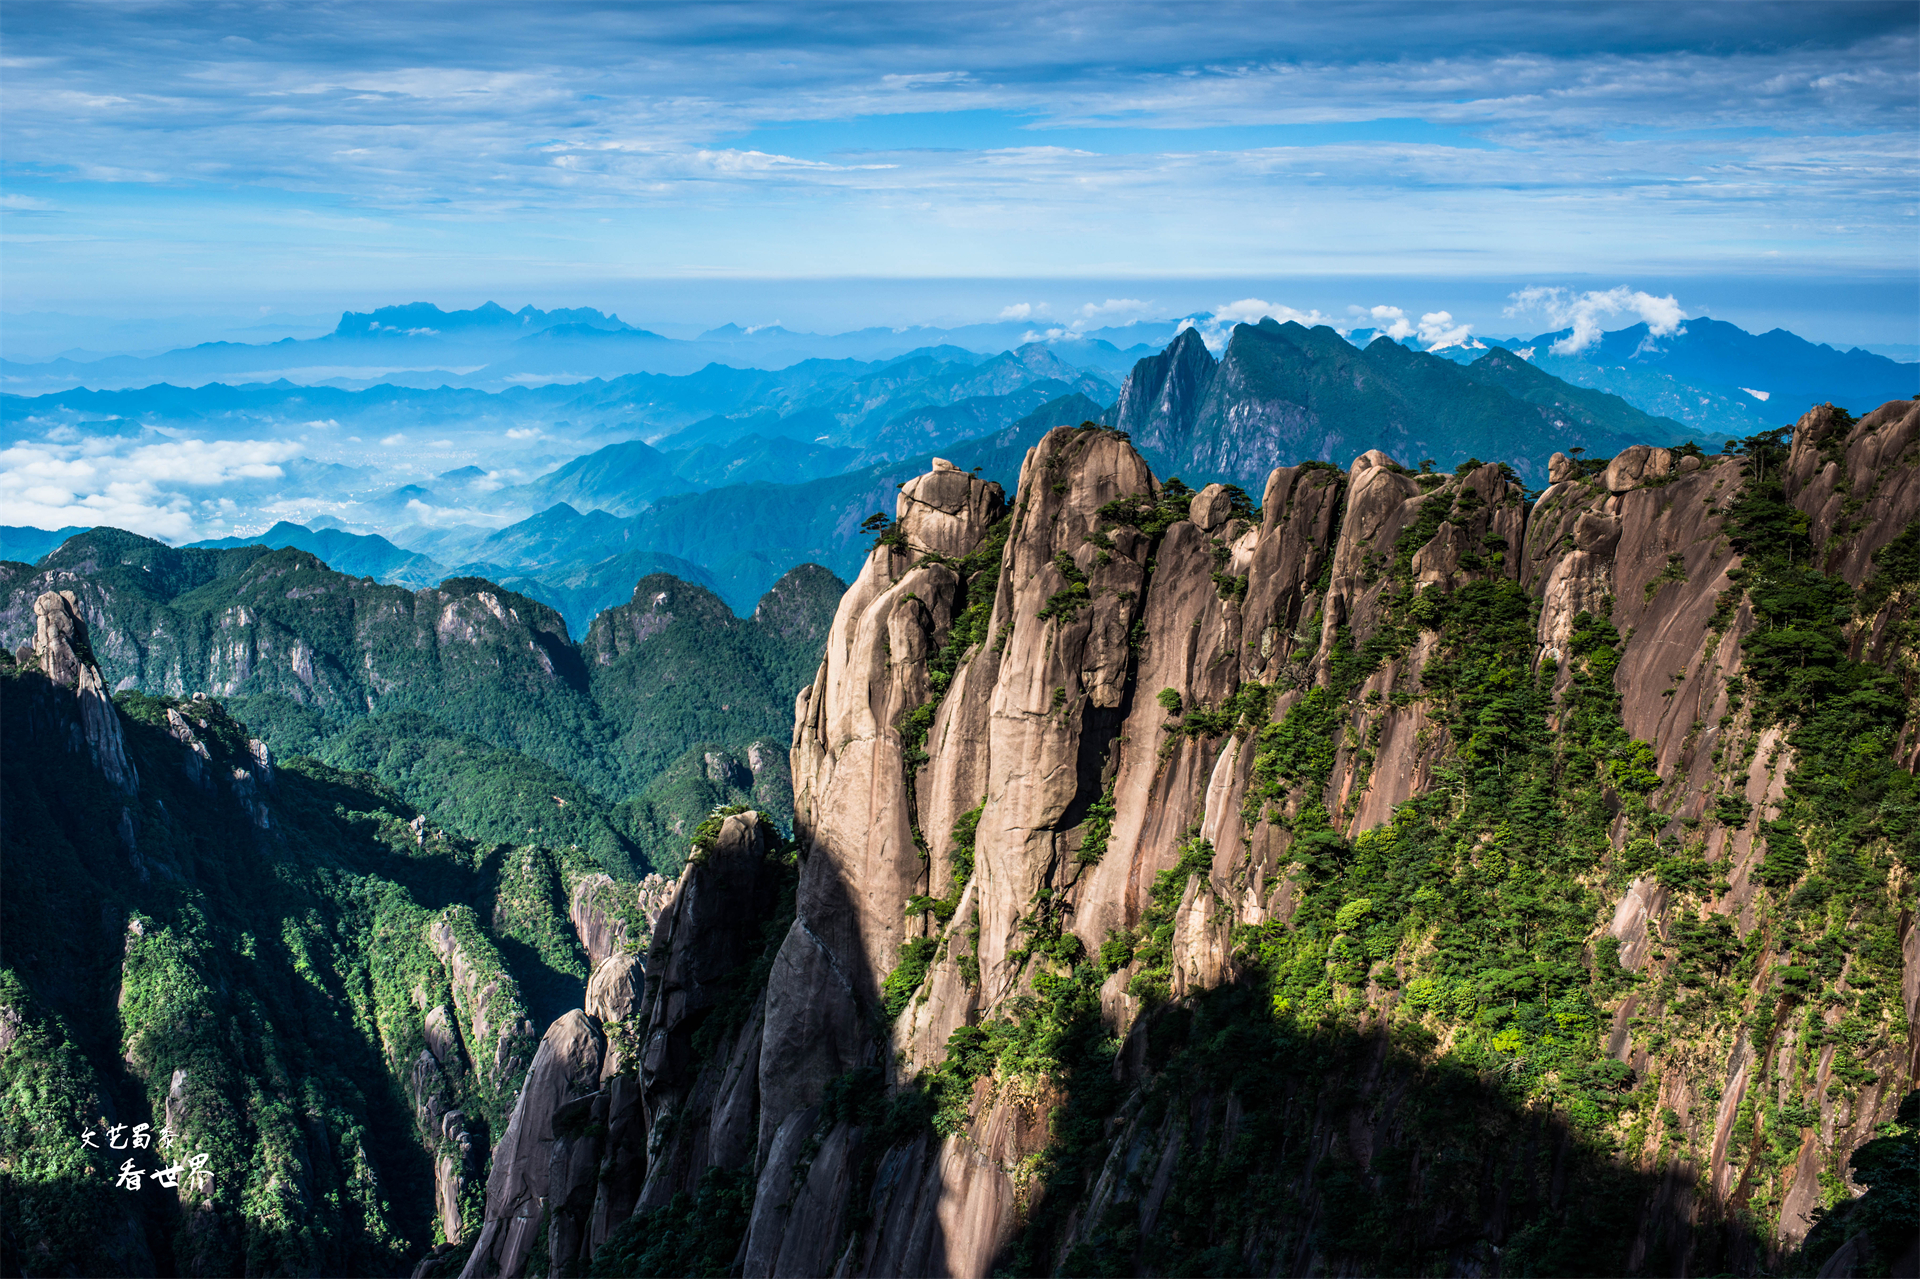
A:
1,1,1913,301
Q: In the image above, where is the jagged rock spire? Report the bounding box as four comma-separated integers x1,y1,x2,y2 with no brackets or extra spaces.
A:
31,590,137,793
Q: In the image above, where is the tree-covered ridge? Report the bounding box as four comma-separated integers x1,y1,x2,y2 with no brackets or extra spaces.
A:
584,571,822,785
0,531,847,878
316,711,646,881
614,739,795,881
0,658,656,1275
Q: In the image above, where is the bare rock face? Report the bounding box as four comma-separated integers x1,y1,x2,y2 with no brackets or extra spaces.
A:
784,463,1005,1046
31,590,137,793
1318,455,1526,672
1602,443,1675,492
1189,482,1234,533
511,809,792,1278
638,811,783,1114
898,458,1008,557
32,589,90,688
1240,464,1346,685
568,871,671,972
585,951,642,1023
1785,399,1920,587
458,1011,604,1279
568,874,631,970
423,1004,462,1071
966,429,1156,991
549,407,1920,1278
1521,450,1751,817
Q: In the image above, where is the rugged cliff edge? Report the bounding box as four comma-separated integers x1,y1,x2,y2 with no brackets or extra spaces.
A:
471,409,1919,1278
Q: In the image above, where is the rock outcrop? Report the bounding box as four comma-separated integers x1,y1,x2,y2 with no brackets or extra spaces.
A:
30,590,137,792
472,407,1919,1278
1786,400,1920,586
458,1011,606,1279
428,910,539,1122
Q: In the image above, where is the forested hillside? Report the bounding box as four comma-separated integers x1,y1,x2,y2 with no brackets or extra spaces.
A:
0,531,844,877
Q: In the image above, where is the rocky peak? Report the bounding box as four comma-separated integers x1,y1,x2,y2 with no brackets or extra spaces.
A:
1601,442,1677,492
1111,323,1217,446
1785,398,1918,585
893,458,1007,559
32,589,95,687
457,1010,606,1279
30,589,137,793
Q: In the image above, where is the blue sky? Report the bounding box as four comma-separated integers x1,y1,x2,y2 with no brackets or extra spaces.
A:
2,1,1915,346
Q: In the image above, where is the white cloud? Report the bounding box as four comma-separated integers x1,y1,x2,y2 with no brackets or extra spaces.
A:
379,433,406,445
1077,298,1151,322
1415,310,1474,349
1505,286,1688,355
498,372,595,386
0,435,303,542
880,71,972,90
397,498,514,530
2,6,1911,308
1358,304,1416,340
1017,298,1155,341
505,427,542,440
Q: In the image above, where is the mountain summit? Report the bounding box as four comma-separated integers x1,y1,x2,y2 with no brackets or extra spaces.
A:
1117,317,1688,487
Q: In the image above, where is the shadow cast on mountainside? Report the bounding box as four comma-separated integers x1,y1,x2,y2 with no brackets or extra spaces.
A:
1,690,444,1278
1008,974,1772,1278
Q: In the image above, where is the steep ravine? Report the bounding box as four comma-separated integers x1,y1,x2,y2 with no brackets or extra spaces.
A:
0,592,681,1276
464,408,1919,1278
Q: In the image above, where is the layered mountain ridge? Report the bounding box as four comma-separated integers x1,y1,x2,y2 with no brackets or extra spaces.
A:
460,402,1918,1276
1499,317,1919,434
8,320,1707,625
0,531,844,877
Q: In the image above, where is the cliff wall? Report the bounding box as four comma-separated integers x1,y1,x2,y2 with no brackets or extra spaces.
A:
473,407,1918,1278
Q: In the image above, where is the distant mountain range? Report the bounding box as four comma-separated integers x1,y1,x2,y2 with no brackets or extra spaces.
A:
5,306,1911,642
0,299,1166,394
1388,316,1910,437
171,517,724,636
